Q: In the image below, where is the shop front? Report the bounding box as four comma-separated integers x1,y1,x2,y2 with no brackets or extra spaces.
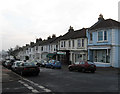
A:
70,51,87,64
88,46,111,67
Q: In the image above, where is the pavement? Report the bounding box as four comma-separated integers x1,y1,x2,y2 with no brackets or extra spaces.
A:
1,65,20,83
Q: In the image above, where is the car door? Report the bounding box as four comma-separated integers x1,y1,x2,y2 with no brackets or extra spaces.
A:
78,61,84,70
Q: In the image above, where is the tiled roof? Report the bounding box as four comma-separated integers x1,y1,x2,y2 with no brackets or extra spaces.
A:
89,19,120,30
61,28,87,40
71,28,87,39
51,35,63,43
40,37,57,46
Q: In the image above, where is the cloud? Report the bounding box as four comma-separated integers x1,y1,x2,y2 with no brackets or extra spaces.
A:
0,0,119,51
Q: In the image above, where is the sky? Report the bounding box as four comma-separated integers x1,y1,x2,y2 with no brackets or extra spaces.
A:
0,0,119,51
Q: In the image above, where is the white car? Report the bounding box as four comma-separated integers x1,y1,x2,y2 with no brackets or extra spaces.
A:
11,61,24,72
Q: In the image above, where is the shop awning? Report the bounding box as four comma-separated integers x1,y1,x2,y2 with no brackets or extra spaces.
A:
46,53,56,58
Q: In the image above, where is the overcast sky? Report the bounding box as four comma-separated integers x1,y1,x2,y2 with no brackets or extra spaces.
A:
0,0,119,51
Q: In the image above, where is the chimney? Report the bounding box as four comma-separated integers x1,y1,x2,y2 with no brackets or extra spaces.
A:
68,26,74,32
36,39,39,43
26,44,29,46
52,34,56,38
30,42,34,45
36,38,42,43
47,36,51,40
98,14,104,21
39,38,42,41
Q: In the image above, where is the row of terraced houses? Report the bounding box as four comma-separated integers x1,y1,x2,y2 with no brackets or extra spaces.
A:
12,14,120,68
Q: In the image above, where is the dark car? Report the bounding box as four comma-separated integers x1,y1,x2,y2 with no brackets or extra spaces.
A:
4,60,15,69
14,62,40,76
68,61,96,73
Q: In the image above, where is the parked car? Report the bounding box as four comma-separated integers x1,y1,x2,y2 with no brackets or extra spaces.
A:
68,61,96,73
11,61,24,72
4,59,15,69
1,60,6,67
39,60,48,67
45,60,61,69
30,60,40,67
15,62,40,76
51,61,61,69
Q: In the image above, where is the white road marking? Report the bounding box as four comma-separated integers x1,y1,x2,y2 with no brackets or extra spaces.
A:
38,85,45,89
23,78,52,92
23,84,29,87
27,86,34,90
18,80,39,93
32,89,39,93
44,88,52,92
11,70,52,93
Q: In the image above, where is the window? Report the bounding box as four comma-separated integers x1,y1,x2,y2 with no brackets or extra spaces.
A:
78,39,81,47
104,31,107,40
41,46,43,51
98,31,107,41
98,31,103,41
90,32,93,41
61,41,66,48
36,46,38,51
61,41,63,47
72,40,74,47
82,39,84,47
64,41,66,47
69,40,71,47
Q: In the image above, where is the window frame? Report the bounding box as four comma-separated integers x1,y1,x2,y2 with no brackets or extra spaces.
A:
97,30,108,42
77,39,81,47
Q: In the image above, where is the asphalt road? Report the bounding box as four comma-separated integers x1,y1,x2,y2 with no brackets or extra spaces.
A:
2,65,120,94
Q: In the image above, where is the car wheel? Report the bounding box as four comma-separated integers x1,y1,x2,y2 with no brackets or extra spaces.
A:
82,68,86,73
69,67,73,71
91,70,95,73
51,65,54,69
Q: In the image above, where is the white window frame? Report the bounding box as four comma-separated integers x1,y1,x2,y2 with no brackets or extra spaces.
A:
97,30,108,42
77,39,81,47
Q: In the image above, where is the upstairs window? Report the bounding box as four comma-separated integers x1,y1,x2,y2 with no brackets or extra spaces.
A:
69,40,71,47
61,41,63,47
41,46,43,51
78,39,81,47
64,41,66,47
82,39,84,47
98,31,103,41
72,40,74,47
90,32,93,41
61,41,66,48
98,31,107,41
104,31,107,40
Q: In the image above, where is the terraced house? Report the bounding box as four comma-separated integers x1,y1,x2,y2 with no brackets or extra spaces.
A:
59,26,88,64
11,14,120,68
87,14,120,68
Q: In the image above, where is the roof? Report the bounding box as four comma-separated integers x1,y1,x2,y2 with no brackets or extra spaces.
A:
40,37,57,46
89,19,120,30
60,28,87,40
71,28,87,39
51,35,63,43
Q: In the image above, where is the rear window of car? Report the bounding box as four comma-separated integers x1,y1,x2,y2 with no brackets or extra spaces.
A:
74,62,79,64
87,62,94,64
24,62,36,66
